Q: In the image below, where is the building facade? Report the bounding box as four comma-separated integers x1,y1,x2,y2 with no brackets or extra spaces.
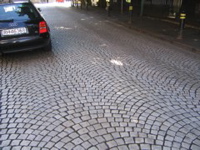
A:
97,0,200,24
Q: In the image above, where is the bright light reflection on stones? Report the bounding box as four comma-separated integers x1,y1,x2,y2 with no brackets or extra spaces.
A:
55,26,73,30
110,59,123,66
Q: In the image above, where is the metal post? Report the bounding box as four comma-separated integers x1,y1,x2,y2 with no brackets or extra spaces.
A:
72,0,75,7
86,0,88,10
121,0,123,14
106,1,110,16
140,0,145,16
126,0,132,24
129,5,133,24
177,12,186,39
180,12,186,30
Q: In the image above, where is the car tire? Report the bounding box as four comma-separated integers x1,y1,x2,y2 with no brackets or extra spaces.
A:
44,41,52,51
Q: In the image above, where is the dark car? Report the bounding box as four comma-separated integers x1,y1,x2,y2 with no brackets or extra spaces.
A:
0,0,51,54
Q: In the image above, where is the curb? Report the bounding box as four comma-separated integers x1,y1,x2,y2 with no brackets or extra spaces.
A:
106,15,200,54
103,15,200,54
74,7,200,54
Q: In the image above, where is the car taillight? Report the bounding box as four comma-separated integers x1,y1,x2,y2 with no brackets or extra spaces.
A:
39,21,48,34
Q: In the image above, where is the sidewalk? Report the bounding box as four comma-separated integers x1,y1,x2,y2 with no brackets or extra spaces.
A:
80,6,200,53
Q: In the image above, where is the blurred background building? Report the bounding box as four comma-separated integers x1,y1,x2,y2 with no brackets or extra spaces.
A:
98,0,200,25
30,0,200,25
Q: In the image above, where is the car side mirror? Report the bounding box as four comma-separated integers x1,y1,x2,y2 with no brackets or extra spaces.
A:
38,8,41,12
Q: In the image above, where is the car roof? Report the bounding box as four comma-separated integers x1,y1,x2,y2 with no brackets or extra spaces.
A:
0,0,31,4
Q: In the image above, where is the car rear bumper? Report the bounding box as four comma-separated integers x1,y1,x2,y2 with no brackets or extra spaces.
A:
0,35,50,53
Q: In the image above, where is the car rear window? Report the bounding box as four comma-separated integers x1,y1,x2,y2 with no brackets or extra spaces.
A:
0,3,40,21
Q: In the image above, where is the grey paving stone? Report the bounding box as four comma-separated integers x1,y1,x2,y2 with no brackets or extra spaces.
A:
107,127,116,133
120,132,129,137
115,138,125,145
89,138,99,146
21,140,31,146
69,133,79,139
98,118,107,123
80,121,90,128
38,142,46,148
55,141,65,149
30,141,39,147
2,147,12,150
124,137,134,144
13,146,24,150
101,122,110,128
163,146,171,150
72,138,83,145
140,144,151,150
116,127,125,132
11,140,21,146
51,136,61,143
135,138,145,144
82,141,92,149
80,134,90,141
78,128,89,135
73,124,82,131
73,145,85,150
110,147,119,150
81,115,91,121
164,140,172,147
97,143,108,149
118,145,129,150
31,147,41,150
1,4,200,150
190,144,200,150
128,144,140,150
89,131,98,138
181,142,191,149
151,145,162,150
97,129,107,135
93,124,102,130
95,136,105,143
103,134,113,141
0,135,9,141
64,142,75,150
106,140,118,148
27,135,36,141
88,147,98,150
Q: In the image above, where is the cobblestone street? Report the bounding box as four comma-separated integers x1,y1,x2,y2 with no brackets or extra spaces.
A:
0,4,200,150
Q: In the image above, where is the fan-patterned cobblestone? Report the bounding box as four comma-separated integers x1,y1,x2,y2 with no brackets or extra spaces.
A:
0,3,200,150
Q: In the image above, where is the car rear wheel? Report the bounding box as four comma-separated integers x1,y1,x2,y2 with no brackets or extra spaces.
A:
44,41,52,51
